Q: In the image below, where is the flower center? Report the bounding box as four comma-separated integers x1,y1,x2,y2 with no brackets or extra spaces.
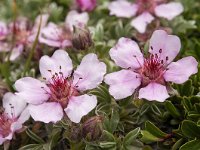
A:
45,71,79,108
136,0,157,14
134,48,168,85
0,106,16,138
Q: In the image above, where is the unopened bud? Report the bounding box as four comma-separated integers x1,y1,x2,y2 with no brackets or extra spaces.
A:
82,116,103,141
72,25,93,51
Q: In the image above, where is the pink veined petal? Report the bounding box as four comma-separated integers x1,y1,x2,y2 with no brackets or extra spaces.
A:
109,37,144,69
28,102,63,123
139,82,169,102
108,0,138,18
39,49,73,81
3,92,27,118
64,94,97,123
73,53,106,91
164,56,198,84
130,12,154,33
149,30,181,63
104,69,141,99
14,77,50,105
65,10,89,31
155,2,184,20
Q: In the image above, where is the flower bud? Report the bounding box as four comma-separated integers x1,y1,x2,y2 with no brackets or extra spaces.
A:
72,25,93,50
76,0,97,12
82,116,103,141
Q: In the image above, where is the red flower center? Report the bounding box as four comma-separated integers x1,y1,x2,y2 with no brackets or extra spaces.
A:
136,0,157,14
0,112,15,138
44,71,79,108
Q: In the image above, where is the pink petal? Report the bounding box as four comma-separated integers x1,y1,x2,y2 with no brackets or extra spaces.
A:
73,53,106,91
0,21,8,40
109,37,144,69
17,107,30,124
0,137,6,145
139,82,169,102
9,44,24,61
108,0,138,18
28,102,63,123
32,14,49,32
39,23,65,47
39,50,73,81
155,2,184,20
64,94,97,123
3,92,27,118
164,56,198,84
131,12,154,33
149,30,181,63
14,77,50,105
104,69,141,99
65,10,89,31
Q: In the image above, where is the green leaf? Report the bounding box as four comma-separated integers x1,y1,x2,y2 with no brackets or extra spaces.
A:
26,129,45,144
180,140,200,150
165,101,181,118
145,121,168,138
19,144,44,150
181,120,200,138
140,130,160,144
102,130,115,142
99,142,116,149
123,127,140,146
172,138,184,150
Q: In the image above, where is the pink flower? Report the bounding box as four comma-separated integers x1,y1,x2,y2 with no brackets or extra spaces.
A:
0,21,9,40
65,10,89,32
108,0,184,33
39,23,72,48
0,92,29,145
104,30,198,102
14,50,106,123
76,0,97,12
39,10,89,48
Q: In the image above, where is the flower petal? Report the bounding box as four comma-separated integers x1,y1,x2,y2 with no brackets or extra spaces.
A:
73,53,106,91
3,92,27,118
139,82,169,102
17,107,30,124
0,137,6,145
155,2,183,20
29,102,63,123
9,44,24,61
131,12,154,33
149,30,181,63
109,37,144,69
164,56,198,84
65,10,89,31
104,69,141,99
14,77,50,104
39,50,73,80
64,94,97,123
108,0,138,18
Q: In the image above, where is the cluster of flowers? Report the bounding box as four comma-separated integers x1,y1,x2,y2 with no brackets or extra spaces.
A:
0,0,198,146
